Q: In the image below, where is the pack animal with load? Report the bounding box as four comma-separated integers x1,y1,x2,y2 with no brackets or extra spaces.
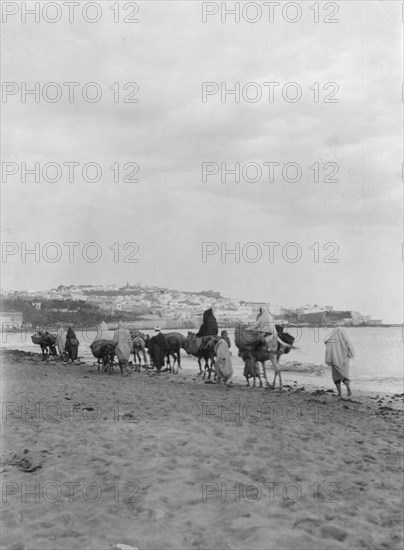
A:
31,332,57,361
235,323,295,390
182,332,218,379
90,339,116,373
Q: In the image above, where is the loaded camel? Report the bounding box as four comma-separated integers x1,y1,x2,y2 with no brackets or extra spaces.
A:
236,317,295,391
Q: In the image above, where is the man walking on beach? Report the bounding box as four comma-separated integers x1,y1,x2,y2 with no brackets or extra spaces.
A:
214,333,233,389
324,327,355,397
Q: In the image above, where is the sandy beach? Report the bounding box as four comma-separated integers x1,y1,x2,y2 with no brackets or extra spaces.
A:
1,349,403,550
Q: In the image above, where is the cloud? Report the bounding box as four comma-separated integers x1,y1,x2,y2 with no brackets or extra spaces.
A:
1,1,402,322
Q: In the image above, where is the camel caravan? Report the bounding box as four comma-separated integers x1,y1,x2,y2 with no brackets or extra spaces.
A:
31,306,296,390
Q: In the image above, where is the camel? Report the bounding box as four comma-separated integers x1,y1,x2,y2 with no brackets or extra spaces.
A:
236,323,295,390
263,352,284,390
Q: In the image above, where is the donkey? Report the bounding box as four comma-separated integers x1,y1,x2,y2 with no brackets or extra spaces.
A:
32,332,57,361
90,340,115,373
182,332,217,379
163,332,184,374
131,333,149,371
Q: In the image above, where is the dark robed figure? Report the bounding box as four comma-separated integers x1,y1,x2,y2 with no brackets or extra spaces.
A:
149,328,166,374
196,308,218,337
65,326,79,362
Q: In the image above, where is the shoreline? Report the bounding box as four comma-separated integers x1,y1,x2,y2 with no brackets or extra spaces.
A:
2,347,403,407
2,324,402,396
1,344,403,400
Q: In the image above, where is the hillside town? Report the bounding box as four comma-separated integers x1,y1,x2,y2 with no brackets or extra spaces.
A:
0,283,384,330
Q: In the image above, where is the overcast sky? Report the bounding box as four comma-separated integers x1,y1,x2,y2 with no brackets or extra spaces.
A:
1,1,402,322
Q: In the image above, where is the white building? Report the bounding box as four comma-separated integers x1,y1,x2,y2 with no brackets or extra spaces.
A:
269,304,284,315
298,304,325,314
237,305,253,317
0,312,23,329
351,311,364,321
159,294,172,305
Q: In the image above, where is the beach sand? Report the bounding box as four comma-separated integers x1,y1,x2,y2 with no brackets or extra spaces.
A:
1,349,403,550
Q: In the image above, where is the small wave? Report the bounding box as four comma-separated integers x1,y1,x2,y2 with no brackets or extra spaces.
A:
281,361,327,375
355,375,404,383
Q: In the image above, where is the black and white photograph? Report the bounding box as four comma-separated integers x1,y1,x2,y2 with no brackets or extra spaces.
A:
1,1,403,549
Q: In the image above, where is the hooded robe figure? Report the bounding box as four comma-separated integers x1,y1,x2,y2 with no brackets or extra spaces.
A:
214,336,233,386
250,306,277,351
324,327,355,396
55,327,66,357
95,321,115,342
113,321,132,373
148,329,166,373
65,327,79,361
196,308,218,337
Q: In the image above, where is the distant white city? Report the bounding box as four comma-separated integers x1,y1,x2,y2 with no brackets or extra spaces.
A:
0,283,383,329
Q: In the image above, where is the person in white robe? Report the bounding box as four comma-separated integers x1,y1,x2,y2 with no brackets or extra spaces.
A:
249,306,278,350
95,321,115,342
55,327,66,357
324,327,355,397
214,336,233,388
113,321,132,375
